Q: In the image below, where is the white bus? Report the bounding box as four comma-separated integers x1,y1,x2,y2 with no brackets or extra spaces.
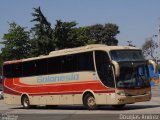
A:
2,44,157,110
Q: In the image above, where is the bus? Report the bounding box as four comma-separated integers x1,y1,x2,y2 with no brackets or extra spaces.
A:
2,44,157,110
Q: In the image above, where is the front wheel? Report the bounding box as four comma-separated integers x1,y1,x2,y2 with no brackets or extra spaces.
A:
21,95,30,109
83,94,97,110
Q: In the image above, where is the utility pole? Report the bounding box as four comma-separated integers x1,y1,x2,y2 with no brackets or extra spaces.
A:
156,18,160,63
158,24,160,46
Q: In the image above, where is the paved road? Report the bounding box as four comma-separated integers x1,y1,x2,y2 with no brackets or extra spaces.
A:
0,86,160,120
151,85,160,97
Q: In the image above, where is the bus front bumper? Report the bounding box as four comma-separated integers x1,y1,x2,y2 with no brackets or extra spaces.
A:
107,94,151,105
119,94,151,104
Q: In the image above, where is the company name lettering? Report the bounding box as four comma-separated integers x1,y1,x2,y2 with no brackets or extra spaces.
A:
37,74,79,83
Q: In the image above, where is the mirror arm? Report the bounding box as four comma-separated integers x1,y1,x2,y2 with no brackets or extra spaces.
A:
148,60,158,73
111,60,120,77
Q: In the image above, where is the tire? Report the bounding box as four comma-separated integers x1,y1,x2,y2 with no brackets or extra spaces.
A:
83,94,97,110
21,95,30,109
112,104,125,109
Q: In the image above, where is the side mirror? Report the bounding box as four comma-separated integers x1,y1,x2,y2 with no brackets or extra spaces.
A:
148,60,158,73
111,60,120,77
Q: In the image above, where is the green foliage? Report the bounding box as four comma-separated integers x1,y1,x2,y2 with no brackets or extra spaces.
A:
30,7,55,56
0,22,31,61
54,21,120,49
87,23,120,45
54,20,87,49
0,6,120,63
76,26,96,45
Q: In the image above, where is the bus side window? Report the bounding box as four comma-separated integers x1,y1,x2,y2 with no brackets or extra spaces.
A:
34,59,48,75
22,61,35,77
3,63,23,78
48,57,61,74
12,63,22,77
77,52,94,71
95,51,115,87
3,64,13,78
61,55,77,73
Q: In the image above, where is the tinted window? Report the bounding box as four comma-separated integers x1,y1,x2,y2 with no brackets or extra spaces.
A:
3,51,95,78
61,55,77,73
77,52,94,71
3,64,13,78
12,63,22,77
48,56,61,74
22,61,35,77
35,59,48,75
48,52,94,74
3,63,22,78
110,50,145,62
95,51,115,87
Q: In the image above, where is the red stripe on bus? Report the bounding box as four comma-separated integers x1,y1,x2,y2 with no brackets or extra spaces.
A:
4,87,21,95
13,78,100,87
4,78,114,95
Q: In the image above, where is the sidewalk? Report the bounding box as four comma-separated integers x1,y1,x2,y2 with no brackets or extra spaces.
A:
151,85,160,97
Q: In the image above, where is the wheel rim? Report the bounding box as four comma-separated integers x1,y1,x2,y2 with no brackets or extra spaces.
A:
23,97,29,107
87,96,96,107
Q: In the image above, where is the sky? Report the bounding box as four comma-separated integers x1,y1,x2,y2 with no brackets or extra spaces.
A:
0,0,160,49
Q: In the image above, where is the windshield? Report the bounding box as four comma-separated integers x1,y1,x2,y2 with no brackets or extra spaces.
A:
110,50,145,62
116,64,150,88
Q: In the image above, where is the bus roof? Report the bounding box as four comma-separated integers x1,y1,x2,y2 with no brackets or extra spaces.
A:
3,44,140,64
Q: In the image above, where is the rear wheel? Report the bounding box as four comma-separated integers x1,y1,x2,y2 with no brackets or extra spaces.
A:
83,94,97,110
21,95,30,109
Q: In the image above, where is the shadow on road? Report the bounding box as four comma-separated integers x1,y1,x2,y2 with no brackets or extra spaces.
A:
10,104,160,111
99,105,160,111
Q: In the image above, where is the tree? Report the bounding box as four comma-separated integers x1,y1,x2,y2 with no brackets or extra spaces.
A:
103,23,120,45
1,6,121,61
0,22,31,61
76,26,96,45
30,6,55,56
87,24,103,44
142,37,158,58
54,20,86,49
54,21,120,49
88,23,120,45
30,6,120,52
